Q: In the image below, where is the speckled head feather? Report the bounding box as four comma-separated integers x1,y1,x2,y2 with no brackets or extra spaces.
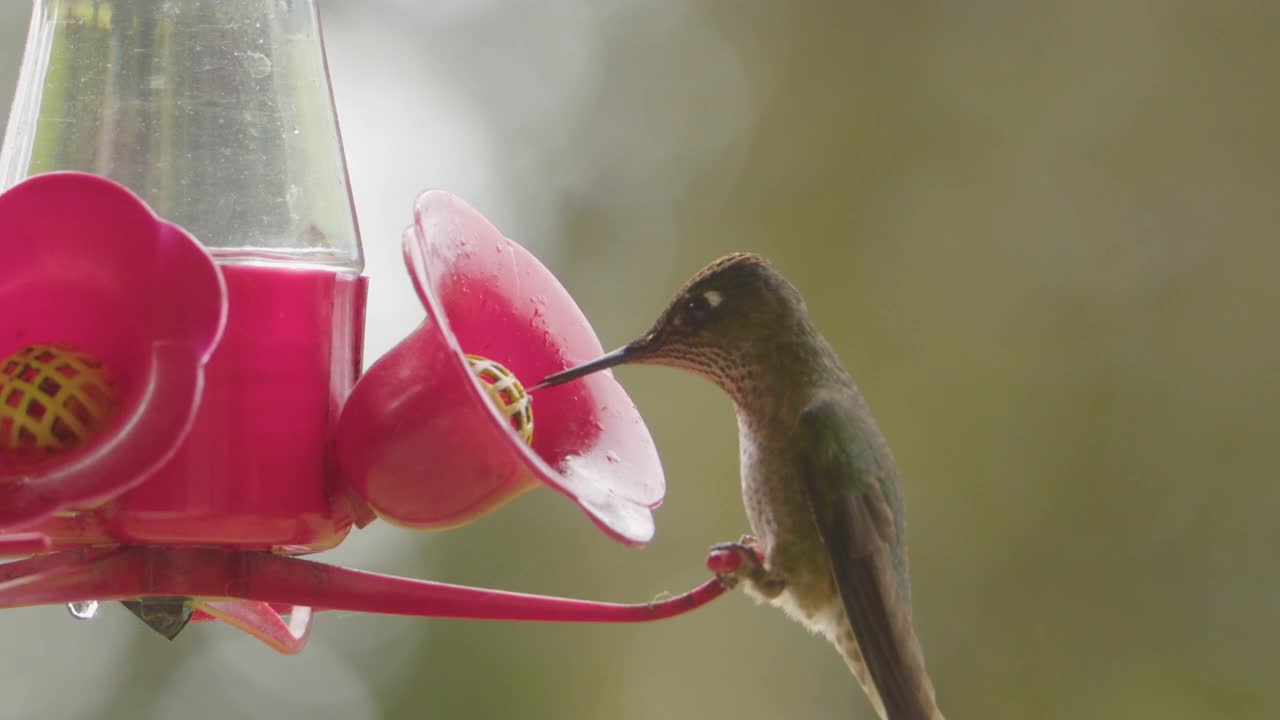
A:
684,252,770,285
619,253,820,400
532,252,820,401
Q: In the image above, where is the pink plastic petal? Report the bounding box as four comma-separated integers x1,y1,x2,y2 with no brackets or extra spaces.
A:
0,173,226,529
196,600,313,654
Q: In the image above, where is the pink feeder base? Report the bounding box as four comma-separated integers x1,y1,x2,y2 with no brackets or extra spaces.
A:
12,262,369,551
0,546,733,653
97,264,368,550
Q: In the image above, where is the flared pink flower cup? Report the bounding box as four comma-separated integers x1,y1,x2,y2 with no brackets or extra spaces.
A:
339,191,664,545
0,172,225,540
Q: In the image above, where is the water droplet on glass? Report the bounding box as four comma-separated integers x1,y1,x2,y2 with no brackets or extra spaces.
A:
243,51,272,79
67,600,100,620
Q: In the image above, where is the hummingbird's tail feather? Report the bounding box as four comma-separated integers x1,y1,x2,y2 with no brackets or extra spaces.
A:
835,624,944,720
835,627,888,719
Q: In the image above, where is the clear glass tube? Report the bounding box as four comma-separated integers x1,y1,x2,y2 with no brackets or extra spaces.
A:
1,0,363,272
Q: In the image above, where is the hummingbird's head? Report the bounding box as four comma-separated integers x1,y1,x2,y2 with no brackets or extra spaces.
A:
533,253,810,394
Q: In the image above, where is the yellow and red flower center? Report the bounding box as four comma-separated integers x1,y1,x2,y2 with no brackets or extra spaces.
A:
465,354,533,446
0,343,116,463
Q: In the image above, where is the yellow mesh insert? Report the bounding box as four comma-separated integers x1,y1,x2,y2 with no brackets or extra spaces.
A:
466,355,533,446
0,344,116,463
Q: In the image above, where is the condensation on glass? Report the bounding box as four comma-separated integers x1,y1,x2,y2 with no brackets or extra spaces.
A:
0,0,363,272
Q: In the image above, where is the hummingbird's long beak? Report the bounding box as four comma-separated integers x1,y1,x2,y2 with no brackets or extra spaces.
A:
529,342,645,391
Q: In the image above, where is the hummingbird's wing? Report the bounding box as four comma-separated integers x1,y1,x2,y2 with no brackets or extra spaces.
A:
796,397,939,720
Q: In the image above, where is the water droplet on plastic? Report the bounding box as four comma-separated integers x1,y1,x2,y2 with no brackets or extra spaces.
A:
67,600,100,620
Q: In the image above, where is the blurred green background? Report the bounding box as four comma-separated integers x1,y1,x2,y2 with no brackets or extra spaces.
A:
3,2,1278,718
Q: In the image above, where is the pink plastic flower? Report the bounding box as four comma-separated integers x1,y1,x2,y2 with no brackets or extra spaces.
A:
338,191,664,544
0,173,225,535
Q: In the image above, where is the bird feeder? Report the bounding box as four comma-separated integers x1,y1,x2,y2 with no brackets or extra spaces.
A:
0,0,735,653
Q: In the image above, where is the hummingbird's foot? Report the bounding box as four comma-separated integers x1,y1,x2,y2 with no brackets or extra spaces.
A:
706,537,786,599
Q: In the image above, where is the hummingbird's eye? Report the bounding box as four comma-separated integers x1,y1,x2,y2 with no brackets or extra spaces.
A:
684,290,720,324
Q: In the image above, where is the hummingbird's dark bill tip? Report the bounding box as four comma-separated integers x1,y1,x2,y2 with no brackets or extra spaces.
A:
528,346,636,391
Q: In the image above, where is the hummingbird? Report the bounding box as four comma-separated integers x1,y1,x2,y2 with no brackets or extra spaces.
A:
532,254,943,719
